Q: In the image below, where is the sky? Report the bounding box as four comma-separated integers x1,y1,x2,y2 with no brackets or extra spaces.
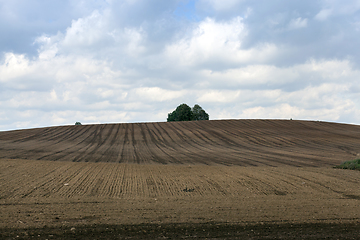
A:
1,0,360,131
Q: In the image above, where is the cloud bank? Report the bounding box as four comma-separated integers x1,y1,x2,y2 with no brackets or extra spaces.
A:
1,0,360,130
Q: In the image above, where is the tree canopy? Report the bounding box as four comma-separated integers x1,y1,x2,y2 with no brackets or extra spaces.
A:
167,103,193,122
192,104,209,121
167,104,209,122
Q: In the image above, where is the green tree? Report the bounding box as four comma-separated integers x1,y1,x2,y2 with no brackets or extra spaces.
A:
167,103,193,122
167,104,209,122
75,122,82,125
192,104,209,121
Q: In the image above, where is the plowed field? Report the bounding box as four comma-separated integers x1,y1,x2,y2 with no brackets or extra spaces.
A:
1,120,360,239
1,119,360,166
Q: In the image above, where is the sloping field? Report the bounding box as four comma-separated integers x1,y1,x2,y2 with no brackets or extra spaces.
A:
1,120,360,239
1,119,360,166
1,159,360,237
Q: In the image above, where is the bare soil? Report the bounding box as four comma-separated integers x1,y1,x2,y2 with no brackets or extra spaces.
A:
1,120,360,239
2,222,360,239
1,119,360,166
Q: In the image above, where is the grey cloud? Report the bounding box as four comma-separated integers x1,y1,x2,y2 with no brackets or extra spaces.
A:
198,0,360,67
0,0,108,56
1,0,360,130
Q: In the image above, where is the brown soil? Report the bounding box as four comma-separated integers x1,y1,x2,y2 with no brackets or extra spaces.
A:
1,119,360,239
1,119,360,166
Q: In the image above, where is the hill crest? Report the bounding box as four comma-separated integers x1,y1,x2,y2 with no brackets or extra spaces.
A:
1,119,360,166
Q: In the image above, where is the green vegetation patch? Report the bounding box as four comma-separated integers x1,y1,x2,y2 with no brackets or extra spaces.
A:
167,103,209,122
335,159,360,170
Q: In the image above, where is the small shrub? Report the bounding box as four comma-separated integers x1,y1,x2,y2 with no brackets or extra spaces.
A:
334,159,360,170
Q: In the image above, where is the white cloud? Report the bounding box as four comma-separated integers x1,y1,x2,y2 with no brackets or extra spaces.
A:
315,9,332,21
197,90,242,103
134,87,185,102
241,104,301,119
193,60,360,123
288,17,308,29
315,0,360,21
0,53,31,81
164,17,278,69
2,24,360,128
1,1,360,130
62,10,106,47
165,17,245,65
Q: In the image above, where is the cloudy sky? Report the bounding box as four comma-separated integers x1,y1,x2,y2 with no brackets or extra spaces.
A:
1,0,360,130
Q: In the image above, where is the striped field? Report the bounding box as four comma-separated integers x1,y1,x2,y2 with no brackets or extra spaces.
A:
1,120,360,238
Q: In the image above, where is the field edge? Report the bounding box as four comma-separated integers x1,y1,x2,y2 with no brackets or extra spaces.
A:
1,221,360,240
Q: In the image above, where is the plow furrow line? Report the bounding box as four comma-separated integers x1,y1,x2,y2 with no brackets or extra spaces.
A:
138,124,167,164
130,124,141,164
36,125,100,162
146,124,190,164
165,123,213,165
